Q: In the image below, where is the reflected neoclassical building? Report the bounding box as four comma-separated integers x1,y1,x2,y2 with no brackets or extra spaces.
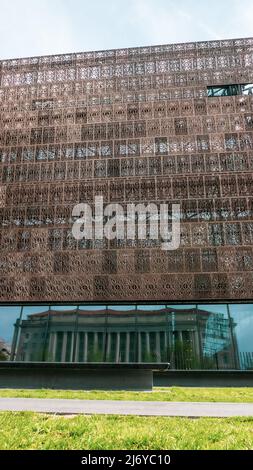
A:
14,305,239,369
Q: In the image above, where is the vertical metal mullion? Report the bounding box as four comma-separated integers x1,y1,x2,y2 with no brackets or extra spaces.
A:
165,304,170,365
196,304,203,369
135,304,138,363
103,305,109,363
227,304,239,369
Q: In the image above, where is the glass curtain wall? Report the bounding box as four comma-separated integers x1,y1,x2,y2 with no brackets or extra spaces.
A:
0,303,252,370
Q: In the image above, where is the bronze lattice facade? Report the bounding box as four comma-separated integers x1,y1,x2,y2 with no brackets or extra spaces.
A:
0,37,253,302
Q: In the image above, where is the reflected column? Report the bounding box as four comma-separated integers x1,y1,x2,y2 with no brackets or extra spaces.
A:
138,332,142,363
84,333,88,362
42,306,51,362
75,333,80,362
106,333,111,361
49,332,57,362
156,332,161,362
61,333,67,362
125,332,130,363
72,306,80,363
116,333,120,363
146,332,150,360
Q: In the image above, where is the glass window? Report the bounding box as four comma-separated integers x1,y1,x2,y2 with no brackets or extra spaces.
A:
166,305,199,369
198,305,236,369
207,83,253,97
137,305,167,363
242,84,253,95
15,306,50,362
229,304,253,369
107,306,137,363
0,306,22,361
1,303,253,370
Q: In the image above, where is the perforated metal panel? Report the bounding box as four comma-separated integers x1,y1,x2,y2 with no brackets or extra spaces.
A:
0,38,253,301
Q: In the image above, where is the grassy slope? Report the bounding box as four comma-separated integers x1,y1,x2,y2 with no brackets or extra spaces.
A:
0,413,253,450
0,387,253,402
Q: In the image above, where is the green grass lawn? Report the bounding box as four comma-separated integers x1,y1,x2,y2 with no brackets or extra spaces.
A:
0,387,253,402
0,413,252,450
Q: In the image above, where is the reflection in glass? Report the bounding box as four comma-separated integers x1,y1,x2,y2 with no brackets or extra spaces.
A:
0,303,252,369
197,305,238,370
229,304,253,369
207,83,253,97
15,306,50,362
0,306,22,361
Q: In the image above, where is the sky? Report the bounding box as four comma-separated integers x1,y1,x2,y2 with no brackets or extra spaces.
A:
0,0,252,60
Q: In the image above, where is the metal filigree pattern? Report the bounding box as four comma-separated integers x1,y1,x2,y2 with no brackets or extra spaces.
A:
0,37,253,301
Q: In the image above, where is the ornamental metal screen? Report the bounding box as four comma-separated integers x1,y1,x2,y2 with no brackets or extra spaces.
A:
0,37,253,302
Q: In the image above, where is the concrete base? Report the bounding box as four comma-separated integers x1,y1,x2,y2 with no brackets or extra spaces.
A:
154,370,253,388
3,364,251,390
0,363,168,391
